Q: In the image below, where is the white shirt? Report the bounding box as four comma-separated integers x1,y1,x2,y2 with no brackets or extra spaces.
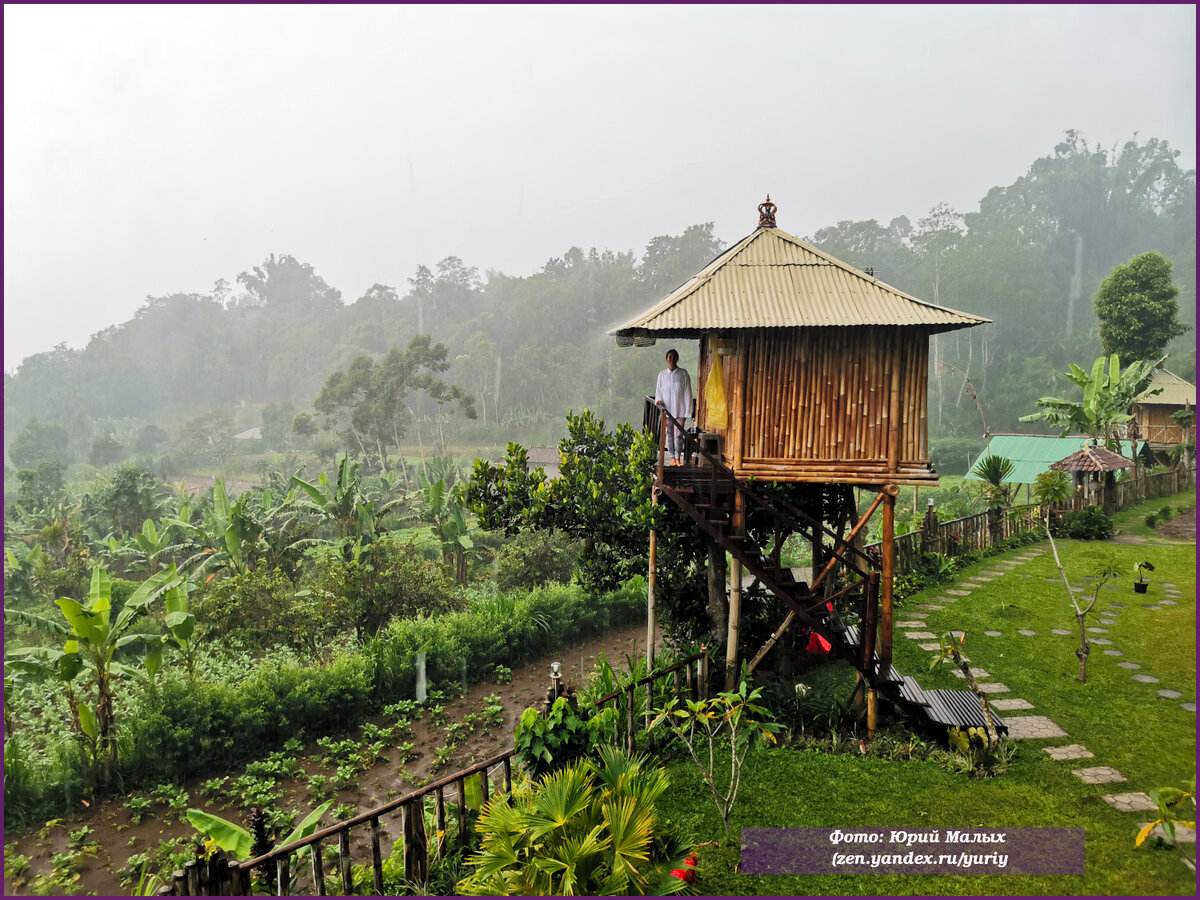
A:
655,366,693,423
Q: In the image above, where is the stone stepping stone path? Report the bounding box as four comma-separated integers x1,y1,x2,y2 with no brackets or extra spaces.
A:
1183,703,1196,712
1072,766,1127,785
917,604,944,611
1103,649,1124,656
980,569,1007,576
1099,619,1116,625
1043,744,1092,760
919,642,942,651
1135,822,1196,844
905,631,937,640
1086,626,1108,633
1045,577,1061,582
1102,792,1158,813
1018,629,1038,636
1051,629,1071,635
976,682,1010,694
897,620,927,628
1118,662,1142,670
992,698,1034,711
984,630,1002,637
1090,638,1113,645
1005,716,1067,739
945,589,972,596
1159,582,1177,588
1108,602,1126,607
959,582,984,589
1132,674,1160,683
1101,585,1118,591
951,667,990,679
1157,689,1183,699
1015,573,1033,578
1160,599,1178,606
1141,604,1163,610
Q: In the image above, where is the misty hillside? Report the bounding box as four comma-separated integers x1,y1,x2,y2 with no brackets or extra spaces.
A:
5,134,1194,480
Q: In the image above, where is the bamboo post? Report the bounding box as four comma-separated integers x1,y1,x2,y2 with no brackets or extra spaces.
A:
435,789,446,859
725,557,742,690
700,647,709,699
456,778,467,843
172,869,186,897
338,831,353,895
503,756,512,793
879,486,898,682
276,856,290,897
185,860,199,897
647,502,658,667
310,838,327,895
370,817,384,895
863,571,880,738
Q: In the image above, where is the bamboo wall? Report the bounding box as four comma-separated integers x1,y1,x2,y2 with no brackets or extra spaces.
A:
698,326,934,484
1136,404,1191,446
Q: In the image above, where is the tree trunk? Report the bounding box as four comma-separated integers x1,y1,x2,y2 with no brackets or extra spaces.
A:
1076,611,1091,682
707,539,728,642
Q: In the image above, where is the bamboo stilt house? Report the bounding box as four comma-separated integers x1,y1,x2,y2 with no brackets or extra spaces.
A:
611,198,989,485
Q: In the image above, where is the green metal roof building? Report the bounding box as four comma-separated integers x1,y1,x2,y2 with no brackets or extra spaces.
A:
965,433,1146,484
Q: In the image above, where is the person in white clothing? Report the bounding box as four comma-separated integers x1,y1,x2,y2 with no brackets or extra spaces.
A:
654,348,693,465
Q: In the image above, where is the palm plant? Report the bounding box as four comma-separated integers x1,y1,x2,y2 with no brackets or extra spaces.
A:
970,454,1016,510
458,745,693,896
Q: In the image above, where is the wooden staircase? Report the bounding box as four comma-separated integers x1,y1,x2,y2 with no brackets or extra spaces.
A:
657,458,1005,735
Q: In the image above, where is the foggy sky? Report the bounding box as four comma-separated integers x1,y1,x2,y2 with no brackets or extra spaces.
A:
4,4,1195,370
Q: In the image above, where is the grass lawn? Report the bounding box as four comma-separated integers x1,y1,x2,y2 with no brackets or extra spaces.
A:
657,496,1196,895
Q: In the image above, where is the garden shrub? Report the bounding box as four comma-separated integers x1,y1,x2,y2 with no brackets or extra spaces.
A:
1158,505,1173,521
494,530,580,591
1054,506,1115,540
1145,514,1158,528
513,696,617,778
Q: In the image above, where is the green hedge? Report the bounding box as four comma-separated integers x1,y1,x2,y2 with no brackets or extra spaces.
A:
4,578,646,826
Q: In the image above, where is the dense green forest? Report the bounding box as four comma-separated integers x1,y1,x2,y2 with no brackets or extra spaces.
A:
5,132,1195,485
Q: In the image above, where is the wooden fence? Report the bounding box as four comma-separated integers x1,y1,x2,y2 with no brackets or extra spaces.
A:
159,749,515,896
591,648,710,752
159,650,712,896
865,465,1194,577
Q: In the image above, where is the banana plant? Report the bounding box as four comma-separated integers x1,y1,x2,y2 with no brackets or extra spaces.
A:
161,579,200,681
292,455,405,547
4,565,183,786
419,475,474,584
186,800,333,878
169,480,265,581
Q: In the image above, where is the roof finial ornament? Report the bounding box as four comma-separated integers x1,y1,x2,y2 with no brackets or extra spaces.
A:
757,195,777,228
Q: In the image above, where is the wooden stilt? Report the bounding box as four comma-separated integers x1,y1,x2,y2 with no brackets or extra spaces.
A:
725,557,742,690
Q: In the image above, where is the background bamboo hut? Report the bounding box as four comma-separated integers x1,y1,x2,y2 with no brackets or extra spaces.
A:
611,198,995,738
1129,367,1195,456
966,433,1146,501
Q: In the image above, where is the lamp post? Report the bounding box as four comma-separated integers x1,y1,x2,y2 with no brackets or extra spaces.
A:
550,661,561,700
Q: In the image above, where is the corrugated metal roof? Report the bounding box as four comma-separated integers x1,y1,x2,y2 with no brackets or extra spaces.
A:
610,226,990,337
1139,368,1195,406
965,434,1144,485
1050,445,1134,473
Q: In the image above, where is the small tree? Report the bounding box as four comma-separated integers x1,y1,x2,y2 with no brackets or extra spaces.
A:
971,454,1015,544
1043,515,1121,682
649,680,781,838
1095,251,1188,362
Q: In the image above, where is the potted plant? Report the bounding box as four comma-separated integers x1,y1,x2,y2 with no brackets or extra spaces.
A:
1133,560,1155,593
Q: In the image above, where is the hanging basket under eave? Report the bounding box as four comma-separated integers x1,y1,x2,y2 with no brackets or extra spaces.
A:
614,335,634,347
633,335,657,347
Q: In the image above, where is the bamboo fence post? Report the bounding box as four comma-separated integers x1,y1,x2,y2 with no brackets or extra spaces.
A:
435,789,446,859
338,830,353,896
310,838,327,895
184,860,199,897
370,817,384,896
275,856,290,897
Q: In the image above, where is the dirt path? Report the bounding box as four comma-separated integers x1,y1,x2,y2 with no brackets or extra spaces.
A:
5,623,648,896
